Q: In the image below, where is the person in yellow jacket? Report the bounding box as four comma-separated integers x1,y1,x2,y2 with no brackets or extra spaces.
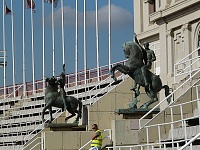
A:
90,124,102,150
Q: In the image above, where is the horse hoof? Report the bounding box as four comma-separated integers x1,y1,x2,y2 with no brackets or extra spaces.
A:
130,87,136,91
140,105,148,109
65,118,68,123
73,120,79,124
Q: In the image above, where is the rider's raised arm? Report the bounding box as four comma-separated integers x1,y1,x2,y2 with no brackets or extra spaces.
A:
134,33,140,45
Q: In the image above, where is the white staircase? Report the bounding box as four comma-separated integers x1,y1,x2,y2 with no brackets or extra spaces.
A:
106,47,200,150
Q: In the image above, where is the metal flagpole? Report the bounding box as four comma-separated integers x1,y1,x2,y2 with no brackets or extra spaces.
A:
11,0,16,97
84,0,87,84
31,0,35,95
61,0,65,65
42,0,45,92
2,0,6,99
95,0,100,81
108,0,111,70
23,0,26,96
52,0,55,76
75,0,78,86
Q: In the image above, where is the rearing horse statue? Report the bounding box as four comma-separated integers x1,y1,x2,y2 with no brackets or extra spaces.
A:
110,41,170,108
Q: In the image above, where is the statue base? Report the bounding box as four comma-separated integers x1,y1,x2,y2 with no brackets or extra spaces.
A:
44,123,86,131
115,108,160,119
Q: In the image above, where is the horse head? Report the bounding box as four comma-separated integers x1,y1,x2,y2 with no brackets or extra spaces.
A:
122,41,133,58
122,41,144,68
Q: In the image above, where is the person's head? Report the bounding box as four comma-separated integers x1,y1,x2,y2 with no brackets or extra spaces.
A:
143,42,149,49
92,124,98,131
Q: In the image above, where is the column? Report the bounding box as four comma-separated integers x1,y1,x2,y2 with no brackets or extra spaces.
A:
159,23,168,83
159,22,168,110
134,0,143,33
143,0,150,30
181,23,191,57
166,29,174,78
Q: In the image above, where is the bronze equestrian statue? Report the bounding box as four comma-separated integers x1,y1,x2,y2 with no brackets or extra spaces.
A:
110,40,170,109
42,65,82,123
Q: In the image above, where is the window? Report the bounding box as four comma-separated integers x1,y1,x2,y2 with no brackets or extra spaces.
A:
148,0,156,14
198,31,200,57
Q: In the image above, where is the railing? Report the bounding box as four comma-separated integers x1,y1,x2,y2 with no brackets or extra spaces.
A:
22,66,127,149
0,94,62,149
23,108,62,146
81,61,128,105
106,138,199,150
107,81,200,149
23,137,43,150
174,47,200,83
90,74,128,105
179,132,200,150
0,60,126,99
79,129,112,150
139,68,200,129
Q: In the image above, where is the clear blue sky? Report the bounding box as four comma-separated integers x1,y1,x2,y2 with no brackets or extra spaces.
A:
0,0,134,86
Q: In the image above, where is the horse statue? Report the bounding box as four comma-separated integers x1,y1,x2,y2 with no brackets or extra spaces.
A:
110,41,170,109
42,76,82,124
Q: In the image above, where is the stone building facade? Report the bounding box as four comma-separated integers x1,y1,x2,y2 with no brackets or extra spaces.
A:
134,0,200,103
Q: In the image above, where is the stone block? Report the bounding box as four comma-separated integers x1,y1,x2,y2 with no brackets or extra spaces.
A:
43,131,63,150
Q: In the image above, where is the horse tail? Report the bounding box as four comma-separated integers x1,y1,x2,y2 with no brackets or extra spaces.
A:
162,85,171,104
78,100,82,119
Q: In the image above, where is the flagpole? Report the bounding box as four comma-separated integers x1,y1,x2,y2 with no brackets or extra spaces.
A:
11,0,16,97
61,0,65,65
95,0,100,81
52,0,55,76
75,0,78,86
42,0,45,92
84,0,87,84
3,0,6,99
108,0,111,70
31,0,35,95
22,0,26,96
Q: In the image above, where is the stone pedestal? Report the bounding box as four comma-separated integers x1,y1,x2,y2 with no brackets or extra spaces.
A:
115,108,160,119
44,123,86,131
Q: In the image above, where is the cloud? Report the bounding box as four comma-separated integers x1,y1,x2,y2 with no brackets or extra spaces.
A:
46,4,133,29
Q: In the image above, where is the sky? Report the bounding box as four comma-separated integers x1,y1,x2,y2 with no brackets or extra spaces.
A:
0,0,134,86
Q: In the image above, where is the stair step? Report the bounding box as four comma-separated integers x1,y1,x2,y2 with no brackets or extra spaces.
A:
165,125,200,140
154,145,200,150
159,139,200,148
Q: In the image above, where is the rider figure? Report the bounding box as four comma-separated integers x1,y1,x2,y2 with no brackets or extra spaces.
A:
134,33,156,87
56,64,69,111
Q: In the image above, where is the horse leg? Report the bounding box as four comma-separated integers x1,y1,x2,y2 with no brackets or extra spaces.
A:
140,88,158,109
73,110,80,124
48,106,53,123
115,64,129,74
65,111,76,123
110,65,117,79
110,64,130,81
130,81,137,91
162,85,171,104
42,102,51,122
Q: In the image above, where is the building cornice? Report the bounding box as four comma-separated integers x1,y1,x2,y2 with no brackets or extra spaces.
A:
137,27,159,41
150,0,200,23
